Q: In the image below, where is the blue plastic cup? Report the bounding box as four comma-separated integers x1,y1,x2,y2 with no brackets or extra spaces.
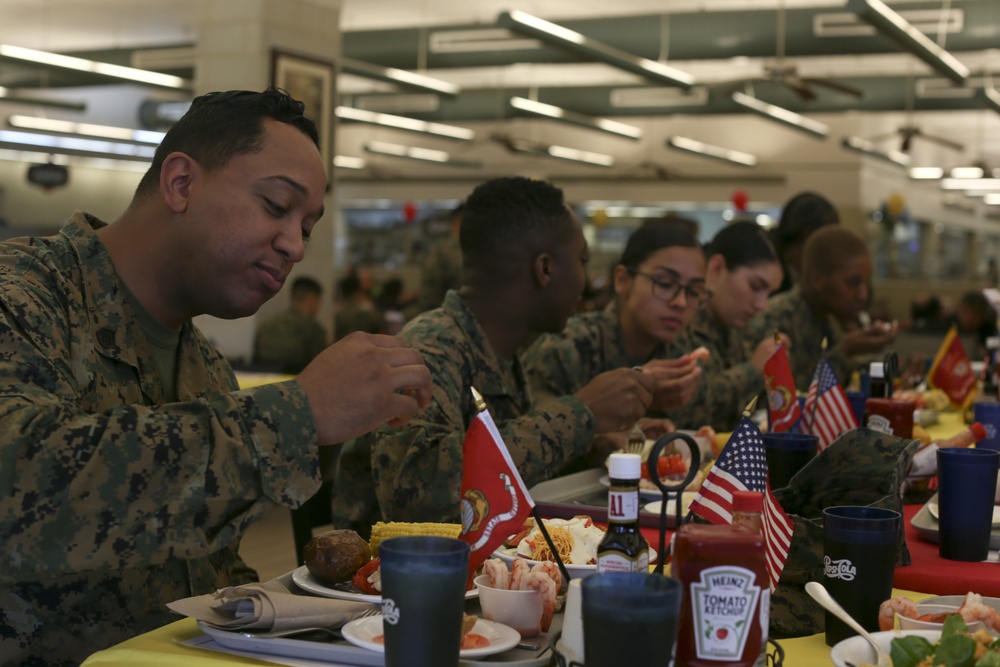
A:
846,391,868,426
973,402,1000,452
823,506,900,646
937,448,1000,562
762,432,819,489
380,536,470,667
582,573,681,666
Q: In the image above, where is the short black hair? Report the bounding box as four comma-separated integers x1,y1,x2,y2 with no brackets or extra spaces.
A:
460,177,574,278
707,221,778,270
771,191,839,249
134,87,319,197
803,226,868,275
618,218,703,269
339,275,362,299
290,276,322,301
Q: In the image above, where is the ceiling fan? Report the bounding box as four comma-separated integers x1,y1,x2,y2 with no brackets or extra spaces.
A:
866,76,964,153
718,1,862,101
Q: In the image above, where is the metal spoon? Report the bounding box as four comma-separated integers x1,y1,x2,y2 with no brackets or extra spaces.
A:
805,582,890,667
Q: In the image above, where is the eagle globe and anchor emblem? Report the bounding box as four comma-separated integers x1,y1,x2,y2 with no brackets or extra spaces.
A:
765,374,793,414
461,473,520,550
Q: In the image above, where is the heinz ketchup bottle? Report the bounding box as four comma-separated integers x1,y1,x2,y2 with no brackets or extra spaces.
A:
673,524,768,667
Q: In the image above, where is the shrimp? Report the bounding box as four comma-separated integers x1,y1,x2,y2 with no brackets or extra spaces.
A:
959,592,1000,632
482,558,510,590
530,561,562,592
878,596,919,631
510,558,531,591
514,570,558,633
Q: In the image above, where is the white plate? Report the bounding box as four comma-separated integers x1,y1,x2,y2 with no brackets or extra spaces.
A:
341,616,520,659
292,565,478,603
491,546,658,579
830,629,940,667
642,494,696,517
598,474,697,501
926,502,1000,526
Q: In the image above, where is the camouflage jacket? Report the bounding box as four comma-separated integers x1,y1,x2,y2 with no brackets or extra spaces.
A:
333,301,384,341
522,301,679,399
358,290,596,524
743,287,852,392
253,308,328,373
668,308,762,431
0,213,320,664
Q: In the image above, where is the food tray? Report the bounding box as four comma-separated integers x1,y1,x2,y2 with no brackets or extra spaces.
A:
184,573,559,667
527,468,687,528
910,492,1000,550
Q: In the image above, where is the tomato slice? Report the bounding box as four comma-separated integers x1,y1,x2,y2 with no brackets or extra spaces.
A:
351,557,380,595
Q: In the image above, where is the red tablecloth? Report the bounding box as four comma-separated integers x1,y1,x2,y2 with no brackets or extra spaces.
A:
635,503,999,596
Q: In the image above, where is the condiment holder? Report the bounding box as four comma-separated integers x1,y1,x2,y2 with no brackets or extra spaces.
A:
644,432,701,575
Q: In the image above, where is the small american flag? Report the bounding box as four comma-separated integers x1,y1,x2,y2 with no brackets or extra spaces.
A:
689,417,794,590
801,358,857,451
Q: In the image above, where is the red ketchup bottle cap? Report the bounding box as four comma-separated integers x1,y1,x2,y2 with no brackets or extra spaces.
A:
732,490,763,513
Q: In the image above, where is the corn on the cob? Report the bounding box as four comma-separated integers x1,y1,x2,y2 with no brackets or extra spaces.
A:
369,521,462,554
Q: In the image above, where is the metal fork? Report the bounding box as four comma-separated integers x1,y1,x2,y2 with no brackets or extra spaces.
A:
240,607,381,640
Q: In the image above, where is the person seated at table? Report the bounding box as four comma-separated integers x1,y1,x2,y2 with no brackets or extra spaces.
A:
668,221,785,431
745,225,897,390
252,275,329,373
521,218,706,452
770,191,840,294
0,87,432,665
335,176,654,526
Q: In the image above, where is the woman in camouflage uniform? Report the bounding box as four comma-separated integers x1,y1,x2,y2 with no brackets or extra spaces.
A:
670,222,785,431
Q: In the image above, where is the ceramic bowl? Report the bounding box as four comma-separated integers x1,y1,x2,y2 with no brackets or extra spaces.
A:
474,574,543,639
895,603,982,632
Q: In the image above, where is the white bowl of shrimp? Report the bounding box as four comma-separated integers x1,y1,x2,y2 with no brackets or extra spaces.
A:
475,558,562,638
879,593,996,633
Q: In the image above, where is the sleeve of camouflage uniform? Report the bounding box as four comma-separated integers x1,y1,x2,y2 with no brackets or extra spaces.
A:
0,280,321,579
677,360,762,432
522,324,602,401
372,344,596,523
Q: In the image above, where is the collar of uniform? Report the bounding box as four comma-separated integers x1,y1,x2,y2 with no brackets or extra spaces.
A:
441,289,525,401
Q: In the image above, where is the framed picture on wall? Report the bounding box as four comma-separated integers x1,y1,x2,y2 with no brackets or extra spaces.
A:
271,49,335,177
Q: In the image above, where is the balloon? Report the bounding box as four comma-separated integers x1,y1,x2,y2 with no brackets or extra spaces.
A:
731,189,749,212
591,208,608,227
402,201,418,223
886,192,906,218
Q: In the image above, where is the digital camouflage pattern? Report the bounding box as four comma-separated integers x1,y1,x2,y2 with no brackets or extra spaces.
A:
522,301,681,399
768,427,918,638
416,235,462,313
0,213,321,665
253,308,328,373
667,307,762,431
354,290,596,524
743,287,853,392
333,301,384,341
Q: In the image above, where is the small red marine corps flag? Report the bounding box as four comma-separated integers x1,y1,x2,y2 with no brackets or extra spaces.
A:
764,332,801,432
458,388,534,578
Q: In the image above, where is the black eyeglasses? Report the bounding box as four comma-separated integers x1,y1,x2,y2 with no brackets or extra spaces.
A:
628,268,713,309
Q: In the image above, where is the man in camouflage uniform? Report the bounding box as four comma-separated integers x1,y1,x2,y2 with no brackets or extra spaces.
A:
414,204,463,314
334,274,384,341
0,88,431,664
333,177,654,526
253,275,329,373
745,226,897,390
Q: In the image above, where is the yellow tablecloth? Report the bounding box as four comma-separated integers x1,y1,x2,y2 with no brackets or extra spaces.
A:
82,590,933,667
235,371,295,390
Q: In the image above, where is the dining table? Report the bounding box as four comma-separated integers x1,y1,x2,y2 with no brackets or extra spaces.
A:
81,411,996,666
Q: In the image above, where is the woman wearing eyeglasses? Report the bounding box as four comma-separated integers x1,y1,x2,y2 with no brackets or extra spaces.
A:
668,221,786,432
522,218,707,464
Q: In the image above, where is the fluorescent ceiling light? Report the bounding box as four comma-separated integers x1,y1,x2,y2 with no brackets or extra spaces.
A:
509,96,642,140
841,136,911,167
493,134,614,166
0,129,155,161
333,155,366,170
950,166,985,179
364,140,481,167
985,193,1000,206
847,0,968,85
0,86,87,111
982,88,1000,116
8,115,164,145
497,10,694,90
909,167,944,179
341,58,459,96
730,92,829,139
335,106,473,141
666,135,757,168
940,178,1000,191
0,44,190,89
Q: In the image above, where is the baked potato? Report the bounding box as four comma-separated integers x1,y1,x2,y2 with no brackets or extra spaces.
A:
304,529,371,585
